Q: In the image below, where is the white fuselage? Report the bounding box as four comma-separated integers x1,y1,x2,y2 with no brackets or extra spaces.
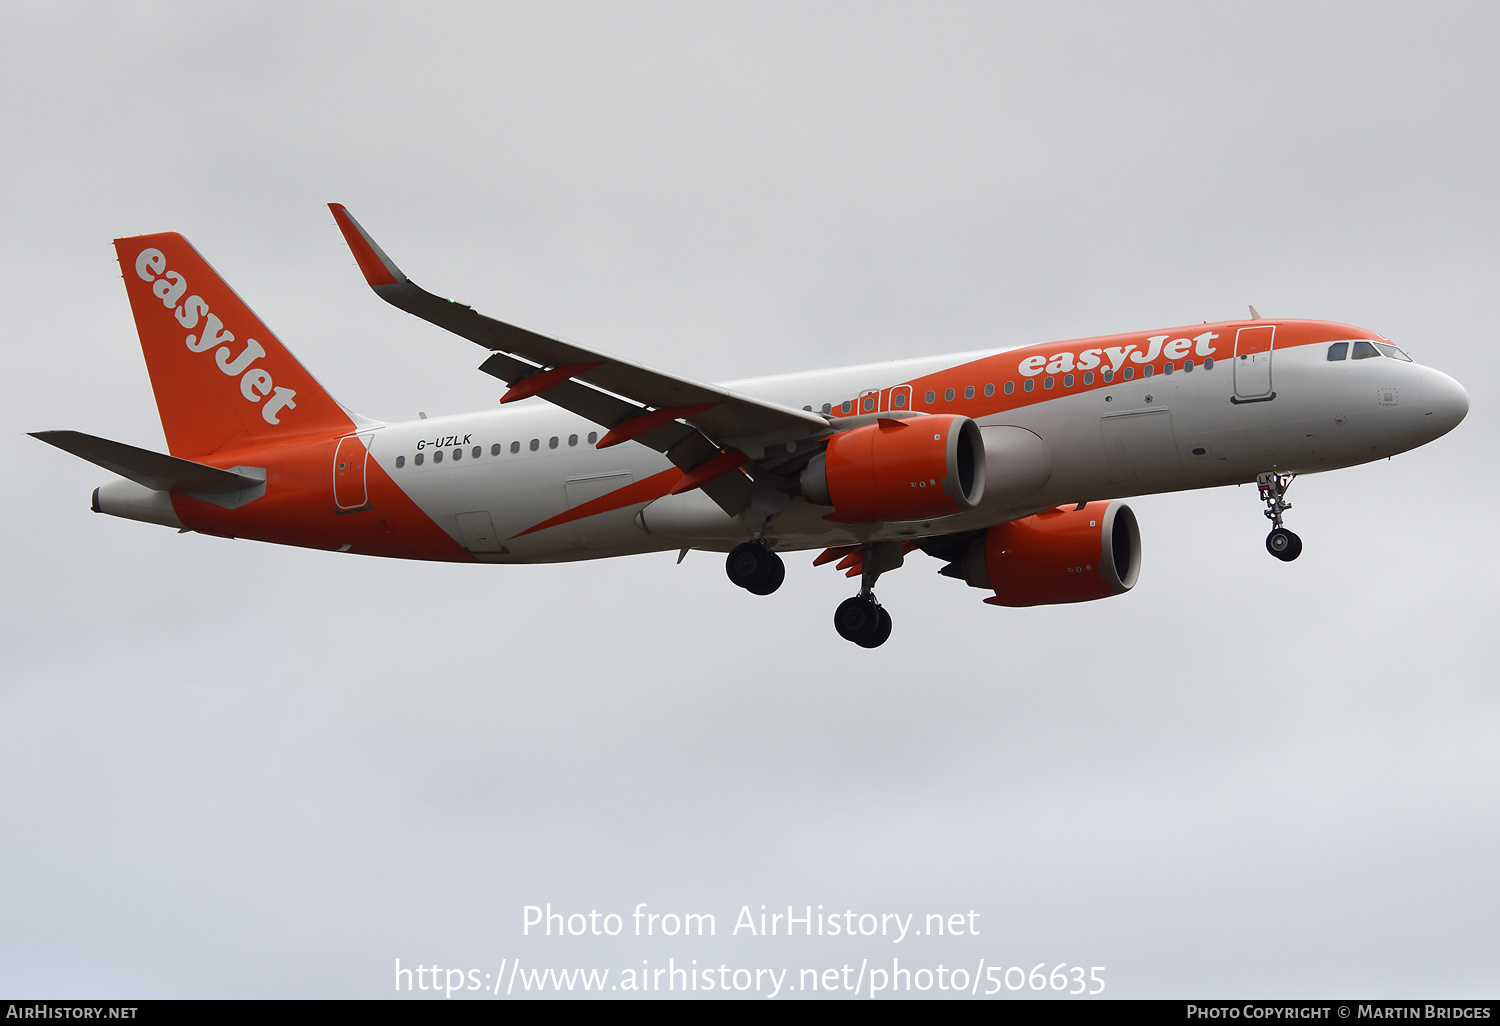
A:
363,335,1465,562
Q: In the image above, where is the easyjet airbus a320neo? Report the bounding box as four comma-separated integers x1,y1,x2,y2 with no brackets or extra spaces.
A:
33,205,1470,647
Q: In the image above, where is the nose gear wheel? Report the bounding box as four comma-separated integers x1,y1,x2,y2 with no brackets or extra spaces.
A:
1256,472,1302,562
1266,527,1303,562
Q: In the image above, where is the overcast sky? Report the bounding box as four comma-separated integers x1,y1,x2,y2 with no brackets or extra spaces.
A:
3,1,1497,999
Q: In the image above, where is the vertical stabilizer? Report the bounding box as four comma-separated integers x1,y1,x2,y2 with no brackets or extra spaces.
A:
114,233,354,458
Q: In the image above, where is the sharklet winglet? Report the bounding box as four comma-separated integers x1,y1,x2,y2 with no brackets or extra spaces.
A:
329,203,407,288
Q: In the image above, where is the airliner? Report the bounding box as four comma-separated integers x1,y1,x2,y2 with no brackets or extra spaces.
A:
32,205,1470,647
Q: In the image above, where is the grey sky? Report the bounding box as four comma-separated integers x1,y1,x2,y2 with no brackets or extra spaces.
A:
3,1,1497,998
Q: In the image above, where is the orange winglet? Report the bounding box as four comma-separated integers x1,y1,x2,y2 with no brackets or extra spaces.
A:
500,362,604,404
328,203,405,288
597,403,718,448
668,449,750,495
812,544,860,567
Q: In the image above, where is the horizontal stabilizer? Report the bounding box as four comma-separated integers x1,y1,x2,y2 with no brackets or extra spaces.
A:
30,430,261,494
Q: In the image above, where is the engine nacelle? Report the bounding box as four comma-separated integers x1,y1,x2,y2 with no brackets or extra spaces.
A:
951,500,1140,606
801,415,985,523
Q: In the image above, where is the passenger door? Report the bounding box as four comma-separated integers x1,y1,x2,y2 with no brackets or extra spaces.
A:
333,434,371,510
1233,325,1275,400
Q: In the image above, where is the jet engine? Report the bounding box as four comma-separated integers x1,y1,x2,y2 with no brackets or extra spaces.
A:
800,415,985,523
942,500,1140,606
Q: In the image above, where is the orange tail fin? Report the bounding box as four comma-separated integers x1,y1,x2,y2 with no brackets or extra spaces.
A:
114,232,355,458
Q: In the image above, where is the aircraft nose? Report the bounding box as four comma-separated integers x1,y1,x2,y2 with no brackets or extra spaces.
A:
1421,369,1469,438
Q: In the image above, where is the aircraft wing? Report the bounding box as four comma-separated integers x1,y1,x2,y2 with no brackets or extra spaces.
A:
328,205,829,475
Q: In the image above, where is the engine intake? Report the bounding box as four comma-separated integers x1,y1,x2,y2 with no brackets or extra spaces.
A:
948,500,1140,606
801,415,985,523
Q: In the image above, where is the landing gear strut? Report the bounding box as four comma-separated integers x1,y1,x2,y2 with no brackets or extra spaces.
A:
725,541,785,595
1257,471,1303,562
832,540,904,648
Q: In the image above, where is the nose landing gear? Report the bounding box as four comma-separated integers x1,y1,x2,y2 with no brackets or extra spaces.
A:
1257,471,1303,562
725,540,785,595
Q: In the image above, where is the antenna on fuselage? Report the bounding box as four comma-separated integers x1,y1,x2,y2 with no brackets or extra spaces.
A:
1248,305,1262,320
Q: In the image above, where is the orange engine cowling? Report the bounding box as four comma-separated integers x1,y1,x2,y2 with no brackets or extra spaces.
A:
800,415,986,523
947,500,1140,606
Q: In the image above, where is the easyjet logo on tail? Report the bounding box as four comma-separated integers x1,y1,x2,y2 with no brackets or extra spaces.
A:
133,248,298,425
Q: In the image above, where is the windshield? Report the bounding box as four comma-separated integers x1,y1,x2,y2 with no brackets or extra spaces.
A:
1374,342,1413,362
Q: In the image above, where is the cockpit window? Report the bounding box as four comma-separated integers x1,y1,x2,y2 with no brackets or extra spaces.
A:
1374,342,1413,362
1351,341,1381,360
1327,342,1349,361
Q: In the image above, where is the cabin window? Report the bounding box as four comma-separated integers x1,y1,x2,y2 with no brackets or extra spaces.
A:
822,403,833,414
414,453,423,466
1204,357,1215,369
1103,369,1114,382
433,450,444,463
984,383,994,397
1084,371,1094,384
1143,365,1153,378
549,436,559,449
491,444,501,456
1023,379,1035,392
964,385,975,399
395,455,405,468
1164,363,1174,374
568,434,578,447
529,439,539,451
1123,367,1134,380
893,392,907,409
1043,376,1054,389
1063,373,1074,387
862,395,876,412
841,400,852,414
588,431,598,444
452,448,461,460
1184,361,1194,372
1327,342,1349,361
944,388,955,401
924,391,936,405
1004,381,1015,394
473,446,482,458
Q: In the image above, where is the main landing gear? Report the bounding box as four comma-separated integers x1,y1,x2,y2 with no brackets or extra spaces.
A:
832,540,905,649
725,541,785,595
834,595,892,648
726,538,900,648
1257,471,1303,562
